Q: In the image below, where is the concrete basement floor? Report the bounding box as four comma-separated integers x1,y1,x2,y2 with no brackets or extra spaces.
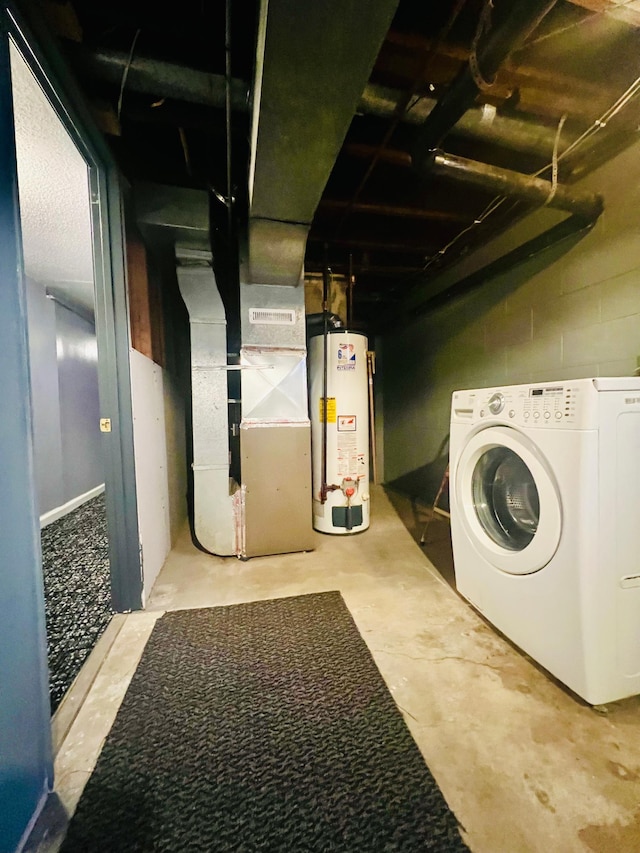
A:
29,485,640,853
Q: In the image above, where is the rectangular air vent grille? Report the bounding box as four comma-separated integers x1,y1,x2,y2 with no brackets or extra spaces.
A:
249,308,296,326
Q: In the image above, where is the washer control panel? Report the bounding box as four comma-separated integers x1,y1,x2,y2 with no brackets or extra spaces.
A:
487,392,505,414
452,382,590,428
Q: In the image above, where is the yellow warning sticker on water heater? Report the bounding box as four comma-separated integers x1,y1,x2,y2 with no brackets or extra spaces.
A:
319,397,336,423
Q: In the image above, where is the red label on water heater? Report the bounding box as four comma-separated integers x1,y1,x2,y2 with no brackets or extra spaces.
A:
338,415,356,431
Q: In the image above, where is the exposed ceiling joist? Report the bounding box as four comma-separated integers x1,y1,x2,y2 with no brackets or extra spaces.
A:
37,0,640,334
318,198,469,224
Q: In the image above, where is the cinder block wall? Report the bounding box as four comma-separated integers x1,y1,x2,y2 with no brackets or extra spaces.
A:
382,140,640,487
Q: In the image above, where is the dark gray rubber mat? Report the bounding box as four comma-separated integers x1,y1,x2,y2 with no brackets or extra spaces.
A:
61,591,468,852
41,494,112,713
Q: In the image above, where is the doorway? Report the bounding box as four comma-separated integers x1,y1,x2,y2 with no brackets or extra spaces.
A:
9,38,112,713
7,27,140,715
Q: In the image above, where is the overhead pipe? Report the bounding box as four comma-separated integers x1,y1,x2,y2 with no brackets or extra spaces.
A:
411,0,559,173
431,150,603,221
68,39,582,173
61,42,249,112
407,213,595,319
402,0,605,317
360,84,572,159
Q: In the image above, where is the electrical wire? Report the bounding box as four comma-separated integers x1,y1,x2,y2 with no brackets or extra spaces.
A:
544,113,566,206
178,127,192,176
417,69,640,278
117,28,141,122
550,73,640,165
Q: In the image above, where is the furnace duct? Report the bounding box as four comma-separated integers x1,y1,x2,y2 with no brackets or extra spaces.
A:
176,246,237,556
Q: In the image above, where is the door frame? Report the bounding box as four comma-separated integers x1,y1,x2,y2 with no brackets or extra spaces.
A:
5,3,142,612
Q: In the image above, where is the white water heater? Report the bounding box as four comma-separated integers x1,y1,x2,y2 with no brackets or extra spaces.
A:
309,330,370,534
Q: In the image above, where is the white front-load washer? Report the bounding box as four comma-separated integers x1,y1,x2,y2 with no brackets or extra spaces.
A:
449,377,640,705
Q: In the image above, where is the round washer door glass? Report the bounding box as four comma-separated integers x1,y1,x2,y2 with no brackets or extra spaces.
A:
454,425,561,574
472,447,539,551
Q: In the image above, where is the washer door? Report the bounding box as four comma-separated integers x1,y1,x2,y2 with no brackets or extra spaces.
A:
455,426,561,574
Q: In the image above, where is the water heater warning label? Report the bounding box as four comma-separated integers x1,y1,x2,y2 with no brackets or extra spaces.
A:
337,433,358,475
338,415,356,431
337,343,356,370
319,397,336,423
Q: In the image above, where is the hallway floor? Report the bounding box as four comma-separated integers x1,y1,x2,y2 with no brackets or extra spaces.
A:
41,493,112,713
30,486,640,853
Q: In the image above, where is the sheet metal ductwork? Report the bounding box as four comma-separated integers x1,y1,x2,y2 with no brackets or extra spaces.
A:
176,248,238,556
234,0,399,554
247,0,400,286
133,0,402,557
135,185,238,556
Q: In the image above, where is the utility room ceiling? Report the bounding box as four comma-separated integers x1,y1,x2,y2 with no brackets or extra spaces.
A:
30,0,640,335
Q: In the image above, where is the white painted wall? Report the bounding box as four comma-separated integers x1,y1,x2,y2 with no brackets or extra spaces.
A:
10,41,95,317
382,138,640,488
129,349,187,602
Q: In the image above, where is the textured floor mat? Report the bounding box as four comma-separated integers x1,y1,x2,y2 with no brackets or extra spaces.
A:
41,494,112,712
61,591,468,852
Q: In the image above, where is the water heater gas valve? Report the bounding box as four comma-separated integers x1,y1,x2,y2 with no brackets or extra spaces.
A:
340,477,359,500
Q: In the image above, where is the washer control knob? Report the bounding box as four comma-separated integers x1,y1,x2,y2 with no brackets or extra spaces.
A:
555,411,562,420
509,409,516,418
524,411,530,419
544,411,551,419
488,392,505,415
533,411,540,419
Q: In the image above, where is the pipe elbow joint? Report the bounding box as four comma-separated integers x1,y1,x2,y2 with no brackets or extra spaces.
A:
411,146,441,178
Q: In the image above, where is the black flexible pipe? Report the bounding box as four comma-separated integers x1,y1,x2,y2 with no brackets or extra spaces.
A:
321,245,330,503
348,253,354,328
225,0,232,241
413,213,595,317
306,312,343,337
412,0,558,172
